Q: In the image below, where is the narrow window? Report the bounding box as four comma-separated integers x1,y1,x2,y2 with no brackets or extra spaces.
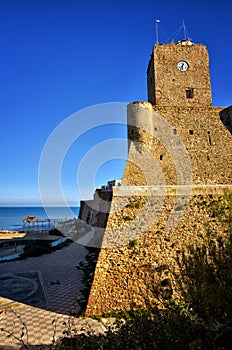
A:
173,128,177,135
208,131,212,146
189,130,194,135
154,127,157,131
186,88,194,98
86,211,92,224
160,155,163,160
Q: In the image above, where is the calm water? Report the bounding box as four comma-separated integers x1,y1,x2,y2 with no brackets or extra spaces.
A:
0,207,79,231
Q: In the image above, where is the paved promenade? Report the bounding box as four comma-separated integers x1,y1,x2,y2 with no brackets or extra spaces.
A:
0,242,105,349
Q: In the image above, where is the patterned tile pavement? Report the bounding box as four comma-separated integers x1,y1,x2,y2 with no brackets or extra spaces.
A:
0,304,107,349
0,242,106,349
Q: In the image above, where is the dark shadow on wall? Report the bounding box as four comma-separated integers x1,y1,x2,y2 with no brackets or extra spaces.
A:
76,245,101,316
220,106,232,135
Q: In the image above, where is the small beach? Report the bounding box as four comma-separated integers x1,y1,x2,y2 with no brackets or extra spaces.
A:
0,230,26,240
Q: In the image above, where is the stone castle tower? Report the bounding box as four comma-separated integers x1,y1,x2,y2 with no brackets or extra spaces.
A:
147,41,212,106
124,41,232,187
81,40,232,316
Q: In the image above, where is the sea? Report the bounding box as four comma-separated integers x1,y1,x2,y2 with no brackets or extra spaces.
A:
0,207,79,231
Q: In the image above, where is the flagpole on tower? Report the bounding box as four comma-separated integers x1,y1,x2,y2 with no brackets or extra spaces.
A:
155,19,160,44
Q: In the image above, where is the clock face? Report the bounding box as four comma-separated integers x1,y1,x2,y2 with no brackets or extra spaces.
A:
177,61,189,72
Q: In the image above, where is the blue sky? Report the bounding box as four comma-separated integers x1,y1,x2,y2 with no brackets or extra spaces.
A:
0,0,231,206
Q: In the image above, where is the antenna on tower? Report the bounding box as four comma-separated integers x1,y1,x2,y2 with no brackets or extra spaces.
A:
155,19,160,44
183,20,187,40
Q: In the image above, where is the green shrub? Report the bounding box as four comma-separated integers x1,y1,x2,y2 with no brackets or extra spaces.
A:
126,200,143,209
129,239,138,247
124,215,133,221
161,278,172,287
23,242,52,257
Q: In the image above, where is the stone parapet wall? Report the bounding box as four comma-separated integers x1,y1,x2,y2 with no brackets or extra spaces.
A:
113,184,232,197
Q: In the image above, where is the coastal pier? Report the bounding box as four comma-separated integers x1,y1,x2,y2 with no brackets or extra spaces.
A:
22,215,68,229
22,215,51,227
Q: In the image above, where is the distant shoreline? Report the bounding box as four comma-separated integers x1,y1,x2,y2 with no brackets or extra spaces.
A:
0,207,79,231
0,230,26,239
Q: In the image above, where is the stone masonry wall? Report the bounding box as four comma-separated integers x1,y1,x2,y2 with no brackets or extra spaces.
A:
84,42,232,316
85,189,232,316
147,43,212,106
124,102,232,186
85,101,232,316
79,190,112,228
